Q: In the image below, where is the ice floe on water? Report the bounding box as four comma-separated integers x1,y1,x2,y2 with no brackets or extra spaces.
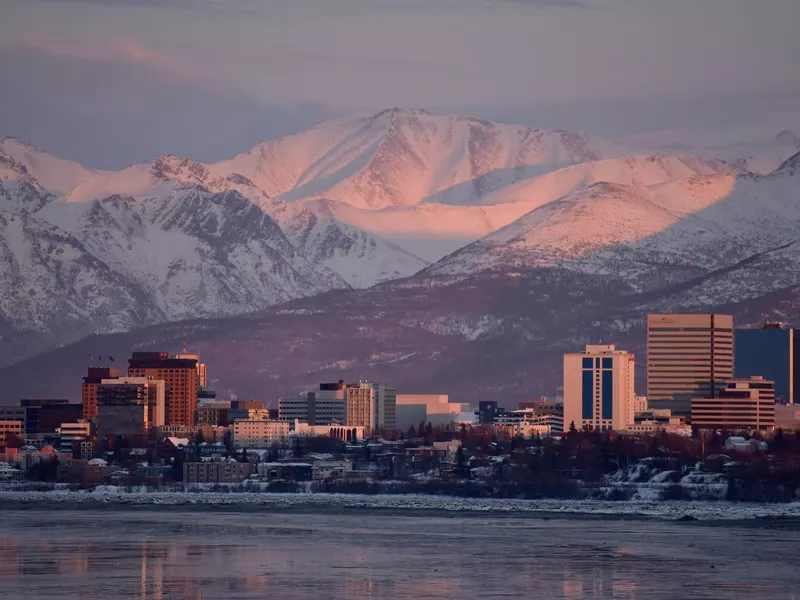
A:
2,490,800,521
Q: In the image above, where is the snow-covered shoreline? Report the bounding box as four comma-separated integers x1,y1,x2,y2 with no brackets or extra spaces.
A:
2,489,800,521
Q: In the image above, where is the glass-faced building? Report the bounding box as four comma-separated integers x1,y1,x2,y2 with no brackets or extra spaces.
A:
735,325,798,404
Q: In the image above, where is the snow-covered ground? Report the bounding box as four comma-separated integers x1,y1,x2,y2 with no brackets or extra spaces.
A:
2,489,800,521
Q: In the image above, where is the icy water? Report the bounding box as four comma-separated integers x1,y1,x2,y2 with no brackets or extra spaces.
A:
1,508,799,599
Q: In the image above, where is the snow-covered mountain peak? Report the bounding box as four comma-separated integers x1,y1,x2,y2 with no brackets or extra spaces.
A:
0,137,108,196
0,137,46,155
774,130,800,146
775,150,800,176
207,110,631,210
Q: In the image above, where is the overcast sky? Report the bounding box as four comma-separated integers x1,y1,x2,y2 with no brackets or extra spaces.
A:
2,0,799,167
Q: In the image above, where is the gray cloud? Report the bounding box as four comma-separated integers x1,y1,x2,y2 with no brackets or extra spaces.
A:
30,0,600,15
496,0,594,8
35,0,203,7
4,0,799,161
0,44,339,168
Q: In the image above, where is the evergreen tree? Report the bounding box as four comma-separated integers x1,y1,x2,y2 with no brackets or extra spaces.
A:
223,430,234,455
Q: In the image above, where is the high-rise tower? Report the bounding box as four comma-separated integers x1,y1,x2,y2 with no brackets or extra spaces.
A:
647,314,734,416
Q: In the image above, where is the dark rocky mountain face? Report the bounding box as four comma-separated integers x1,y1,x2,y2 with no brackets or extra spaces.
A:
1,114,799,404
1,256,797,406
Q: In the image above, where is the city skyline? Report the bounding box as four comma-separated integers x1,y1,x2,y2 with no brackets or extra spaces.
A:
2,2,799,597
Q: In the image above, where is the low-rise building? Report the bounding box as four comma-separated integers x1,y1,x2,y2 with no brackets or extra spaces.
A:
724,436,768,453
231,400,267,411
158,425,198,439
256,462,313,481
233,419,289,448
775,404,800,430
197,403,230,427
395,394,470,430
493,409,561,437
623,409,689,435
57,421,92,454
312,460,353,480
292,421,365,441
0,463,23,481
183,461,253,484
0,408,26,433
691,376,776,431
0,420,24,448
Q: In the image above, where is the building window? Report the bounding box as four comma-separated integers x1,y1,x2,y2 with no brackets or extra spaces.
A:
582,370,594,419
602,370,613,420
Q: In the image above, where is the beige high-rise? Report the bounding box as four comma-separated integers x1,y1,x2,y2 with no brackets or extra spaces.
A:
647,314,734,416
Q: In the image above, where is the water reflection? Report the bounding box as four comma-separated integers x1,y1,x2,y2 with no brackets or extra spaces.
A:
0,510,798,599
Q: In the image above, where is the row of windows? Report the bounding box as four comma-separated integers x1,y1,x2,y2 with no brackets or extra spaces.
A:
648,349,732,355
648,335,733,341
686,402,775,408
582,357,614,369
692,410,776,415
649,331,733,337
648,353,733,358
647,327,733,332
648,344,733,350
649,349,733,355
646,357,733,362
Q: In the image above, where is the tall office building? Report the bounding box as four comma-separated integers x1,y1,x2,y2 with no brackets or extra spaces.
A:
311,382,348,426
647,314,734,416
735,323,798,404
279,380,396,431
82,367,120,420
563,344,635,432
691,376,776,430
97,377,166,428
279,385,346,427
346,383,375,430
128,352,198,426
176,353,207,388
345,382,396,431
372,382,397,431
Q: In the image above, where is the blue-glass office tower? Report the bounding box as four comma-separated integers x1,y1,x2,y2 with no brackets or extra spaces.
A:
735,325,798,404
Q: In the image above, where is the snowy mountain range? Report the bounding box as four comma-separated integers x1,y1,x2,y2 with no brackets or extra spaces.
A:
0,110,798,390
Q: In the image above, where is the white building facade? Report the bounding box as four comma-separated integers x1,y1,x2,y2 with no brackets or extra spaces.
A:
395,394,469,430
563,344,635,433
233,419,290,448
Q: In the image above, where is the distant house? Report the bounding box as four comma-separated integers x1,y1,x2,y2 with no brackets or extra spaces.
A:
0,462,23,481
160,437,190,455
724,436,767,453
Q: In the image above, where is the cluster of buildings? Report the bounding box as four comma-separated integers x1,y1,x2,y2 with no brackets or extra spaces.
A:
0,313,797,485
562,315,798,434
0,349,472,482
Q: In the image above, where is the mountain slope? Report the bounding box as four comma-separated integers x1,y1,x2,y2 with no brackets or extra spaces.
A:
0,179,350,363
209,109,630,210
430,161,800,297
0,137,107,196
1,110,798,378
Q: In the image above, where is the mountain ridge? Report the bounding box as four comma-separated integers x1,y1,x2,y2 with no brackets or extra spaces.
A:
1,109,799,384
